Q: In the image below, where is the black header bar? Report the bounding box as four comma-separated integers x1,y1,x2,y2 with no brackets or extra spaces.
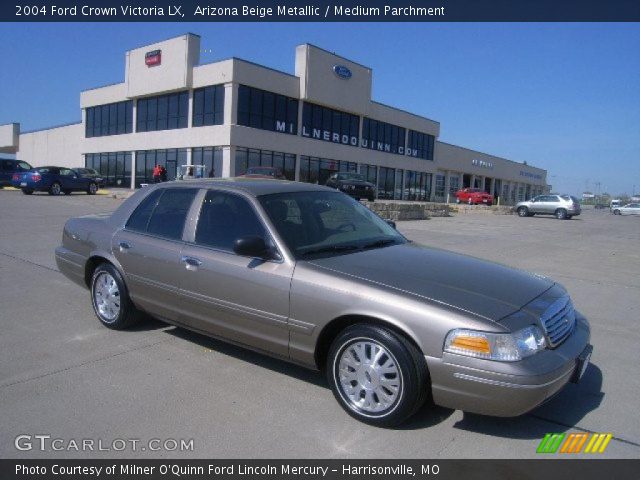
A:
3,0,640,22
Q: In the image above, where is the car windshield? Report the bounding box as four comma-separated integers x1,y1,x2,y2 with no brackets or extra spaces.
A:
337,173,364,181
259,191,406,259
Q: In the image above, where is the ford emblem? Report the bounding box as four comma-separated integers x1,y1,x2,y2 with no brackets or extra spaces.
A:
333,65,352,79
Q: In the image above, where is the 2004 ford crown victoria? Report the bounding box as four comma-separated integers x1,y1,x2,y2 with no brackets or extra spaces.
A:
55,179,593,426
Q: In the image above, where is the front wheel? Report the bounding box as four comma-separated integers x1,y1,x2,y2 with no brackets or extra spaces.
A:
91,263,141,330
327,324,429,427
613,209,621,215
468,198,473,205
87,182,98,195
517,206,529,217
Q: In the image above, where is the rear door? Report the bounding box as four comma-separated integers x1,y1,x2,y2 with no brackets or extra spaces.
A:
112,187,199,321
178,189,292,356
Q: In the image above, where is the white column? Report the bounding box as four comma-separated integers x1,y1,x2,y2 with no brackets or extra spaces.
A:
224,82,237,126
187,91,194,128
471,174,477,189
223,146,235,178
186,148,193,166
444,171,451,203
294,154,301,181
130,151,136,189
490,178,496,196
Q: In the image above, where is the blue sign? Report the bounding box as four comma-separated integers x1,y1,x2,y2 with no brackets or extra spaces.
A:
333,65,352,79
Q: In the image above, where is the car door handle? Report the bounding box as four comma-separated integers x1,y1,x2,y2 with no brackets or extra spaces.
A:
118,241,132,252
181,256,202,269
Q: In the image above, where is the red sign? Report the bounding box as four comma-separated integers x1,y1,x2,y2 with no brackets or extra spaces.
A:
145,50,161,67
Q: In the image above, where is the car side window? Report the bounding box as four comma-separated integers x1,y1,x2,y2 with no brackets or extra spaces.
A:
195,191,266,252
60,168,74,177
126,188,198,240
17,162,31,171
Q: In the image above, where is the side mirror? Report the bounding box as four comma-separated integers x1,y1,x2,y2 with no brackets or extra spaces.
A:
233,235,274,259
386,220,397,229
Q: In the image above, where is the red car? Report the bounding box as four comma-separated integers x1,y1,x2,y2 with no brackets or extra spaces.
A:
455,188,494,205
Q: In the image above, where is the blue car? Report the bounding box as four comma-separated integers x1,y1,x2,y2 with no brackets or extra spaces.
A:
1,158,32,188
12,166,101,195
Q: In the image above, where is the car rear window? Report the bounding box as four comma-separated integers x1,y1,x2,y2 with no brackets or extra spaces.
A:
126,188,198,240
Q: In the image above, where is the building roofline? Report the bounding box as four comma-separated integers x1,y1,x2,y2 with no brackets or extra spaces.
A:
370,100,440,126
437,140,547,173
301,43,372,71
226,57,299,80
81,81,124,93
21,121,82,135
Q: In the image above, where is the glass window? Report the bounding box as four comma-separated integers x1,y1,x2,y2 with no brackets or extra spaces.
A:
237,85,297,135
301,102,359,147
85,101,133,138
235,147,296,181
193,85,225,127
362,118,405,155
143,188,198,240
378,167,396,200
407,130,435,161
126,189,164,232
136,92,188,133
195,190,267,252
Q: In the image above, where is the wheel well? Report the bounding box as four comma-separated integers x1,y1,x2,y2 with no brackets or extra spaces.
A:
84,256,112,287
314,314,424,371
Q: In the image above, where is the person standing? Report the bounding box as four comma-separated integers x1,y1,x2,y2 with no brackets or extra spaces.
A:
152,164,161,183
159,165,167,182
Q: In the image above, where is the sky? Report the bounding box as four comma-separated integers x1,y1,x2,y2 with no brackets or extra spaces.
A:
1,23,638,196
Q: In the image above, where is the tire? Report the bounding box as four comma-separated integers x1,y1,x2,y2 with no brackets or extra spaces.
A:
517,206,529,217
327,323,429,427
614,209,621,215
87,182,98,195
49,182,61,196
90,263,141,330
555,208,567,220
22,189,33,195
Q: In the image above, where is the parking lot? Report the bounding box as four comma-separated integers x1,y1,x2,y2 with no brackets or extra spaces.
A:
1,189,638,459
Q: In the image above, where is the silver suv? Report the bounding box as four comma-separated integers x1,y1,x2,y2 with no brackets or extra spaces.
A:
516,194,581,220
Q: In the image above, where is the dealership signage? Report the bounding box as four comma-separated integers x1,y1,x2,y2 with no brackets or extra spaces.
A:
275,121,296,134
301,127,419,157
472,159,493,169
333,65,352,79
145,50,162,66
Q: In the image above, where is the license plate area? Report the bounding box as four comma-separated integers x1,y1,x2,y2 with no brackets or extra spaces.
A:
571,344,592,383
20,182,27,187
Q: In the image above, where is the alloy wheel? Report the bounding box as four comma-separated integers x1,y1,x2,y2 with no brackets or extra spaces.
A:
93,272,121,323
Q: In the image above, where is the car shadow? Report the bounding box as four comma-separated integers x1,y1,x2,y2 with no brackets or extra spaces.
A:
164,325,328,389
451,363,604,439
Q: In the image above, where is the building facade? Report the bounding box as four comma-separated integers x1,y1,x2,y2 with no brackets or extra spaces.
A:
1,33,548,202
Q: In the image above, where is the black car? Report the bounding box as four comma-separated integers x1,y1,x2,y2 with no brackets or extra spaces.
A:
326,172,376,201
74,168,107,188
0,158,32,188
11,166,101,195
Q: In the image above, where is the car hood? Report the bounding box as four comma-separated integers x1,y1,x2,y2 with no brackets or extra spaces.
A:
306,242,554,322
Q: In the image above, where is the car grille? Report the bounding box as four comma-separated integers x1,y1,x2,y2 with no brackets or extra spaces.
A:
540,295,576,347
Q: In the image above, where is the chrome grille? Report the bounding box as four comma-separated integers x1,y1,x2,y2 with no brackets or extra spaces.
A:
540,295,576,347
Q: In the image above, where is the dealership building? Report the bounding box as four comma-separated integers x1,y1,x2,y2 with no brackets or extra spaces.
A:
0,33,548,202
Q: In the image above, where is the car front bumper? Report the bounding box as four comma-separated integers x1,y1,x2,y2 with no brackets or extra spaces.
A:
425,313,591,417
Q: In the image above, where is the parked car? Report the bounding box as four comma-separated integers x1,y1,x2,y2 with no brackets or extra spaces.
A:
12,166,101,195
56,180,592,427
515,194,581,220
612,203,640,216
238,166,286,180
454,188,493,205
0,159,32,188
74,168,106,188
610,199,622,212
326,172,376,201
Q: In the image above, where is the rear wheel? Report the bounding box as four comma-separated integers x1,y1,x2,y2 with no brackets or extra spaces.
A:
87,182,98,195
22,189,33,195
517,206,529,217
49,182,61,196
555,208,567,220
90,263,141,330
327,324,429,427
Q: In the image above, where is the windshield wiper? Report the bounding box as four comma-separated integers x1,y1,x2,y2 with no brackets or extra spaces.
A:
361,238,399,250
300,245,361,257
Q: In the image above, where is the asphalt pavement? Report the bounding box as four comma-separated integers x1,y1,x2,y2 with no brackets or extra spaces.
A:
1,189,638,458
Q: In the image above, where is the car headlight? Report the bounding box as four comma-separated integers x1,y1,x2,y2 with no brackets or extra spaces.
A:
444,326,546,362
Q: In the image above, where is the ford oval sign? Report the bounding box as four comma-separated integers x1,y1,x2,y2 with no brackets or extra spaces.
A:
333,65,352,79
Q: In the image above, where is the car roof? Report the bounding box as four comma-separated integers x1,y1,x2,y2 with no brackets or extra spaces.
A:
159,178,334,197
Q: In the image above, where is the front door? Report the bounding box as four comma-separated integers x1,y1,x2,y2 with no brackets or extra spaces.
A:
178,190,292,357
112,187,199,321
